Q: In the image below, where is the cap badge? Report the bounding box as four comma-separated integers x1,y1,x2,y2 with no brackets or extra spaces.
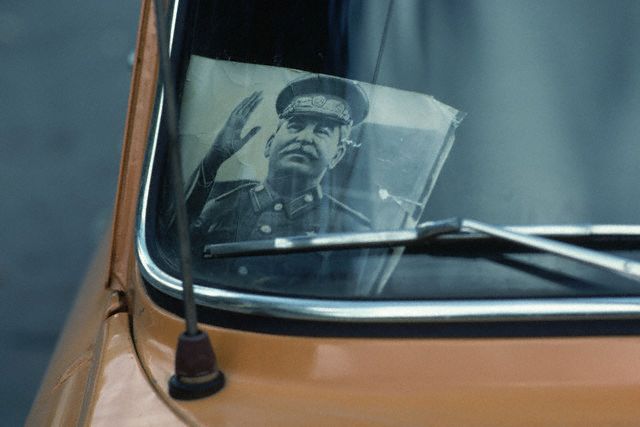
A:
312,95,327,107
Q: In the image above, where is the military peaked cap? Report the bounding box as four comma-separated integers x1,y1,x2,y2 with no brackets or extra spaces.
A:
276,75,369,126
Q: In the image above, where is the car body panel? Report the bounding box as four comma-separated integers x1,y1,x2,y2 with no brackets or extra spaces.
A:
25,238,113,427
132,266,640,426
86,312,185,426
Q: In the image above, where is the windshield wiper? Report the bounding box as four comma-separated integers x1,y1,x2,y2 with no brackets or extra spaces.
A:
203,218,640,283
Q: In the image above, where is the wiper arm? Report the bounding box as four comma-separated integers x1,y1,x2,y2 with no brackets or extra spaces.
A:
204,218,461,257
460,219,640,283
203,218,640,283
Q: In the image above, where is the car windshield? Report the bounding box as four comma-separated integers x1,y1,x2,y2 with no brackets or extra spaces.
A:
147,0,640,300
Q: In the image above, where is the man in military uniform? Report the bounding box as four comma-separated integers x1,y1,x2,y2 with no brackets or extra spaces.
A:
184,74,371,254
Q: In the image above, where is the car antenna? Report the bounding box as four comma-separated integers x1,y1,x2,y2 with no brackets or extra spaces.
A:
153,0,224,399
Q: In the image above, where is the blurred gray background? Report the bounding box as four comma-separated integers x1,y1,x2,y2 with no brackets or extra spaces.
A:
0,1,140,425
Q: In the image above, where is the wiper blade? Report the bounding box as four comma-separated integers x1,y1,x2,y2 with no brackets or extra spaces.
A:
204,218,461,257
203,218,640,283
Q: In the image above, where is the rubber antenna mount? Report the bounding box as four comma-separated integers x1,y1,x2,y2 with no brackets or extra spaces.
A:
169,331,225,400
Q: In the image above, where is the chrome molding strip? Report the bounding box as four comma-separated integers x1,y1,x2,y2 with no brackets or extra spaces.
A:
507,224,640,236
135,0,640,324
138,251,640,322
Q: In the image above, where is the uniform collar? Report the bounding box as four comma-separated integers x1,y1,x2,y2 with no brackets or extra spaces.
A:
249,183,323,219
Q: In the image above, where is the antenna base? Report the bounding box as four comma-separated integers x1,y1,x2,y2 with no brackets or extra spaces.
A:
169,371,225,400
169,331,225,400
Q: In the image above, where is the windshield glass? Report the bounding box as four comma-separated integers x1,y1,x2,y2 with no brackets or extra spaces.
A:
149,0,640,300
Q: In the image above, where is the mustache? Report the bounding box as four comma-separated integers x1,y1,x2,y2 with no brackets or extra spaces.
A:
279,141,319,159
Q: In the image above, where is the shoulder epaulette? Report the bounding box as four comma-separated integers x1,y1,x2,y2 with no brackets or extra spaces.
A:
326,195,372,227
213,181,258,201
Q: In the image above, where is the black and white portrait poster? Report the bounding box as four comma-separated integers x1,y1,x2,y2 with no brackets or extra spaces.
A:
179,56,463,240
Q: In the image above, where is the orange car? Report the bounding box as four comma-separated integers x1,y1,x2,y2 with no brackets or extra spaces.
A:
28,1,640,425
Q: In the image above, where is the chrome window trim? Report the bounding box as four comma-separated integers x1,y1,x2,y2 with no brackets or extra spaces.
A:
135,1,640,324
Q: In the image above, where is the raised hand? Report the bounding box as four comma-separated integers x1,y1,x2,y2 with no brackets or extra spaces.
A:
212,90,263,161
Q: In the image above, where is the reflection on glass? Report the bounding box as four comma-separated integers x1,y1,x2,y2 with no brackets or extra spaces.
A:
149,0,640,300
